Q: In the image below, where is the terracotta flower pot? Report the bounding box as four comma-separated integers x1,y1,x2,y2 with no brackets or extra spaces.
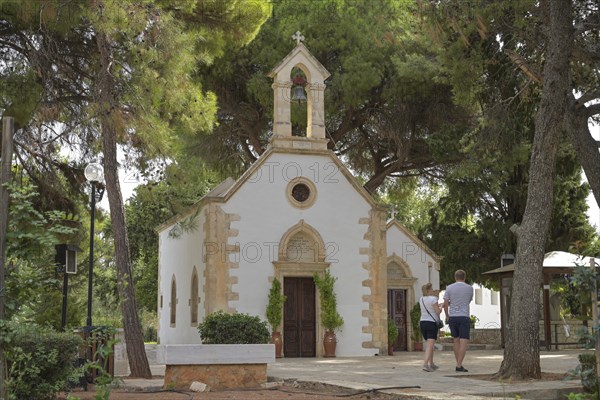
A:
413,341,423,351
270,331,283,358
323,330,337,357
388,344,395,356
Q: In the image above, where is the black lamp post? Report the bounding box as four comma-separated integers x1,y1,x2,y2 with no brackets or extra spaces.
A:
84,162,104,328
56,244,80,332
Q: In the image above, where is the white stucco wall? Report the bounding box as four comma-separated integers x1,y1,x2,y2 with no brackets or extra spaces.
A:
221,151,376,356
385,223,440,303
157,209,206,344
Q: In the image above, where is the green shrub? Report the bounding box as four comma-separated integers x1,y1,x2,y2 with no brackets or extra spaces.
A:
143,324,157,343
388,319,399,343
577,352,598,393
470,315,479,328
313,270,344,331
410,304,422,342
266,277,286,332
140,309,158,343
1,322,83,400
198,311,270,344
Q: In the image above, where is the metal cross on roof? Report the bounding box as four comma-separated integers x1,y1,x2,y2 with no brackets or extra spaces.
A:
390,205,397,220
292,31,305,45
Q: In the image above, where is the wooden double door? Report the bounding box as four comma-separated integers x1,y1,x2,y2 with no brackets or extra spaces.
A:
388,289,408,351
283,277,316,357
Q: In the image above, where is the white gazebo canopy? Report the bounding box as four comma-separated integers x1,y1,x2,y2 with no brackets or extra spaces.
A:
484,251,600,275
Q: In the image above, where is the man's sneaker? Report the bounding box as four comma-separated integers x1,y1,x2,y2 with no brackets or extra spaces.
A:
423,365,434,372
431,364,439,370
455,366,468,372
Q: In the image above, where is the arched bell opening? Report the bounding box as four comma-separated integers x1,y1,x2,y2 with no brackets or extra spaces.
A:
290,66,308,137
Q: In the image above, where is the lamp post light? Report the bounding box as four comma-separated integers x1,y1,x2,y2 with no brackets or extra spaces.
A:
84,162,104,328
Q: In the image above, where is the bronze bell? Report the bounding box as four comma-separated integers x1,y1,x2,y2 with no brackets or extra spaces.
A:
291,85,307,103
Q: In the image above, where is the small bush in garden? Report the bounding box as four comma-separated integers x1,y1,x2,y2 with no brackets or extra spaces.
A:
143,324,157,343
198,311,270,344
576,352,598,393
1,321,83,400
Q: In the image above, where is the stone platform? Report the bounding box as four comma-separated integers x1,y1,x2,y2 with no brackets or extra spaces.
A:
158,344,275,390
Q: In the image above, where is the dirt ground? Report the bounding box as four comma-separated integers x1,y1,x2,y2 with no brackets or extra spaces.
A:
59,381,398,400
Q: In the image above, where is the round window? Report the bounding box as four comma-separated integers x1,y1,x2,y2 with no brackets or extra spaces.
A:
287,178,317,209
291,183,311,203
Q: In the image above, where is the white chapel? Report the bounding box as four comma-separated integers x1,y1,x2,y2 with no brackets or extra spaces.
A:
156,37,440,357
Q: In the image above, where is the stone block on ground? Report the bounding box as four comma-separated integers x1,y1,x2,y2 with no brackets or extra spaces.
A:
190,381,209,392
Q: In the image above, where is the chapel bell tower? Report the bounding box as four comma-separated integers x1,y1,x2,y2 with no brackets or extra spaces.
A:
268,32,330,151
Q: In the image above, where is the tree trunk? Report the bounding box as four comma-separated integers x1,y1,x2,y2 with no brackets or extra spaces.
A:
0,117,14,400
496,0,572,380
566,96,600,210
96,31,152,379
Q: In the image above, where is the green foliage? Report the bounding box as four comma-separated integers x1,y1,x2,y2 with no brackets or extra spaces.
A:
197,0,471,188
566,393,595,400
410,304,422,342
22,289,85,332
139,309,158,343
470,315,479,328
6,181,79,257
4,181,81,323
2,322,83,400
313,270,344,331
126,161,218,312
418,0,597,286
551,276,589,321
382,179,445,238
198,311,269,344
571,263,598,296
574,353,598,394
569,260,600,325
388,319,399,343
266,277,286,331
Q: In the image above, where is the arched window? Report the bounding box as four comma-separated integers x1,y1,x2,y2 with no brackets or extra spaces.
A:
190,267,199,325
170,276,177,327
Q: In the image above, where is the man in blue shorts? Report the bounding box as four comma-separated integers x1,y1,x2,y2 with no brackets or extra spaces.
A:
443,269,473,372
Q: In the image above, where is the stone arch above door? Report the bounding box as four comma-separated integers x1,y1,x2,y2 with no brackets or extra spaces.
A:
387,253,417,287
273,219,330,279
278,219,326,263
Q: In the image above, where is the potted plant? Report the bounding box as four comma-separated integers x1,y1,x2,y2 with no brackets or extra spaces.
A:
410,303,422,351
266,277,287,358
314,270,344,357
387,318,399,356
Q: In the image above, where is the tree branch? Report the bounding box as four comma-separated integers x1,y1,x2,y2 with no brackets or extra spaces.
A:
586,103,600,118
505,50,542,84
576,91,600,105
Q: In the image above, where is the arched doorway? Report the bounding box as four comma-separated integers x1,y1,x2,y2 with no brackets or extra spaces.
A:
273,220,330,357
386,255,416,351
